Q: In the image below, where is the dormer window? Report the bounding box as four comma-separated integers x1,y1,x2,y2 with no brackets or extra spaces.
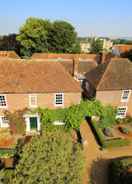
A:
121,90,131,102
54,93,64,106
0,95,7,108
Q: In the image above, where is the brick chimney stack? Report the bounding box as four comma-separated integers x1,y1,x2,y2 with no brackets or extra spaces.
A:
101,52,112,64
73,55,79,77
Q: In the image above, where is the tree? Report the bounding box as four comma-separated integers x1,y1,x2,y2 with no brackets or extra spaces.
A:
48,20,80,53
17,17,51,57
112,39,132,45
1,127,84,184
90,38,103,54
17,18,80,57
0,34,20,55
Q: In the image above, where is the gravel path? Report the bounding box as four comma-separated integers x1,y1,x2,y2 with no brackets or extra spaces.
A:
80,122,132,184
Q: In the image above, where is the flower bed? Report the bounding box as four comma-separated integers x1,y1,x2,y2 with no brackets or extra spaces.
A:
0,148,15,158
0,148,15,168
91,121,131,148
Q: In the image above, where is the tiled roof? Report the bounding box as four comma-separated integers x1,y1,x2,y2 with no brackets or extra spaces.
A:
78,61,97,75
61,60,74,75
61,60,97,76
31,53,97,61
0,59,81,93
85,59,132,90
113,44,132,53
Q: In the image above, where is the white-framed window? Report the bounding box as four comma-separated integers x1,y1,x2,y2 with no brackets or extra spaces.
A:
0,116,9,128
0,95,7,108
29,95,37,108
116,106,127,119
121,90,131,102
24,113,40,133
54,93,64,106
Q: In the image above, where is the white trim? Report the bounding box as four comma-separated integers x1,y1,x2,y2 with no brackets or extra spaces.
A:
0,116,9,128
0,95,8,109
24,113,40,133
121,90,131,103
54,93,64,107
116,106,128,119
29,94,38,108
53,121,65,126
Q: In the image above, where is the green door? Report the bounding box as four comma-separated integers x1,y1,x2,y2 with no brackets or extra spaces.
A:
30,117,38,130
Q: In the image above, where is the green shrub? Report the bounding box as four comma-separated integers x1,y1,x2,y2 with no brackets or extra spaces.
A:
5,110,26,135
10,128,84,184
65,104,84,130
109,157,132,184
99,105,116,128
91,121,105,145
37,100,117,132
103,138,130,148
80,100,104,117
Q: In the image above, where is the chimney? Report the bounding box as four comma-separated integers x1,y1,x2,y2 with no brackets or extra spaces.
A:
101,52,112,64
73,55,79,77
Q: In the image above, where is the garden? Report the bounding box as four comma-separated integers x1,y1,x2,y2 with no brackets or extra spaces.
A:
0,99,132,182
90,107,132,148
0,100,110,171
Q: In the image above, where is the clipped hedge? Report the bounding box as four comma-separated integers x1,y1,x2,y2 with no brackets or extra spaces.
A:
91,121,131,149
103,138,130,148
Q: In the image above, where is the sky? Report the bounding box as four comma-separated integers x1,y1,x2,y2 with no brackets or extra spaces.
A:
0,0,131,38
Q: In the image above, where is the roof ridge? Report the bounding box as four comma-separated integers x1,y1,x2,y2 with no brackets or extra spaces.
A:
96,61,111,90
57,62,81,91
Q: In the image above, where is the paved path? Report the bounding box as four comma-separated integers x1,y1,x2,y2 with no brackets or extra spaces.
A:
80,122,132,184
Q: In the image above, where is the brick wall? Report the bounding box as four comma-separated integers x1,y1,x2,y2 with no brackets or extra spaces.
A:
0,92,81,115
96,90,132,116
32,53,98,61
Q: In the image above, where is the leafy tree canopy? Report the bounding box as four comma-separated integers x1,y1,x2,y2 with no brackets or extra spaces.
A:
17,17,80,56
17,17,51,57
48,20,80,53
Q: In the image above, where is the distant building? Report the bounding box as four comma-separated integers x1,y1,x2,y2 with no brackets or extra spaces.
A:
80,38,113,53
102,38,113,52
80,42,91,53
112,44,132,56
